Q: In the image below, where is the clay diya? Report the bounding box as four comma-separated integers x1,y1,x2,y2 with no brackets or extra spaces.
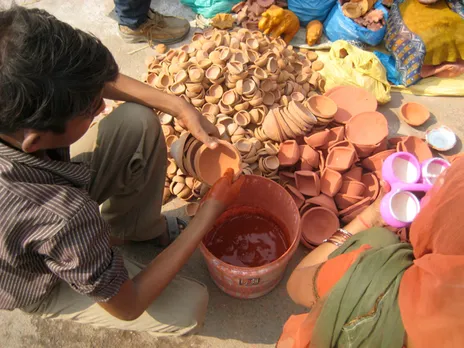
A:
399,102,430,127
288,101,318,127
285,184,305,209
320,168,343,197
280,171,297,187
326,146,356,172
306,95,338,120
397,136,433,162
305,194,339,215
326,86,378,124
343,166,363,182
361,172,380,201
340,180,366,197
334,193,364,210
170,132,190,174
194,140,241,186
425,126,457,152
299,145,319,168
304,129,330,149
361,149,396,174
278,140,300,166
301,207,340,246
295,171,321,197
338,197,371,219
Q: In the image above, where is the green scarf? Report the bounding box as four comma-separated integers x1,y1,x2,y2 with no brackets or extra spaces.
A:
311,228,414,348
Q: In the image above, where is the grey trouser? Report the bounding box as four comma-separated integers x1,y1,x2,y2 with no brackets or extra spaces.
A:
23,103,208,336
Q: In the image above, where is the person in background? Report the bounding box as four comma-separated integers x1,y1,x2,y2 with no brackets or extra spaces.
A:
278,158,464,347
114,0,190,44
0,6,240,336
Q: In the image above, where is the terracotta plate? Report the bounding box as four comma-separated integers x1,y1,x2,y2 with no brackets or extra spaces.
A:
327,86,377,124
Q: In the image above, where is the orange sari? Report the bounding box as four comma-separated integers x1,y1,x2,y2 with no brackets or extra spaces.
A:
279,157,464,347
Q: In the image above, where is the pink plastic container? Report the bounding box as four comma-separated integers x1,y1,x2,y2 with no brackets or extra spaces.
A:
199,175,301,299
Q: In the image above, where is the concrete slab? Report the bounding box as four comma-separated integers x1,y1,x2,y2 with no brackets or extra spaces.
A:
1,0,463,347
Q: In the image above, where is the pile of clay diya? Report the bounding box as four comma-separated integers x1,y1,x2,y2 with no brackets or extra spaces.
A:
276,86,442,250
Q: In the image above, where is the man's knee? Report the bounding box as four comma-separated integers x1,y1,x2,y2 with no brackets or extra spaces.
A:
104,102,161,139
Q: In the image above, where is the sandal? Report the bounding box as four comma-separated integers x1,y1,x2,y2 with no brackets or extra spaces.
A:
152,216,187,247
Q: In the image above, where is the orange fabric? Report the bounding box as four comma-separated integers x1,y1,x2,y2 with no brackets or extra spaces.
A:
278,245,371,348
399,157,464,347
317,244,371,297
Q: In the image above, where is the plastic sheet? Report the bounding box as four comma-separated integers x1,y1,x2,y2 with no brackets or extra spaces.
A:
317,41,391,104
374,51,401,86
324,1,388,46
180,0,241,18
288,0,337,26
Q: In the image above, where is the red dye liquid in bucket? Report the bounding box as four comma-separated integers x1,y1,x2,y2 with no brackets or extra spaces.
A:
205,207,289,267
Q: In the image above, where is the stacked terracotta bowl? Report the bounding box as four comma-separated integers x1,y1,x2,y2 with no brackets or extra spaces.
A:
170,132,242,187
275,87,430,250
143,27,327,203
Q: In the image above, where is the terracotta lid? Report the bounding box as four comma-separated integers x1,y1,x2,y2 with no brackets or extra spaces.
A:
278,140,300,166
399,102,430,127
345,111,388,146
320,168,343,197
326,86,378,124
306,95,338,119
295,171,321,197
361,173,380,201
301,207,340,245
326,146,356,172
397,136,433,162
194,140,241,186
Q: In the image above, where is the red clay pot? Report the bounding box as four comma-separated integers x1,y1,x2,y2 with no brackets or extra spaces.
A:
326,86,378,124
301,207,340,245
326,146,356,172
279,171,296,187
397,136,433,162
299,145,320,168
304,129,331,149
345,111,388,146
340,180,366,197
361,173,380,201
278,140,300,166
194,140,242,186
306,194,339,215
343,166,363,182
399,102,430,127
320,168,343,197
285,184,305,209
361,149,396,173
295,171,321,197
306,95,338,119
334,193,364,210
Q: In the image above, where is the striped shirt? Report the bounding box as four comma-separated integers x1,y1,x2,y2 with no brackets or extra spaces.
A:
0,140,128,310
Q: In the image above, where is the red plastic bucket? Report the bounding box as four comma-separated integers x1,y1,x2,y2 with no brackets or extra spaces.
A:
199,175,301,299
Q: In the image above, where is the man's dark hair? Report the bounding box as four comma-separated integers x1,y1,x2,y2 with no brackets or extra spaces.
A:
0,6,119,134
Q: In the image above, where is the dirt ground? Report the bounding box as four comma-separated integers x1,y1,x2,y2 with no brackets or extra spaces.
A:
0,1,462,347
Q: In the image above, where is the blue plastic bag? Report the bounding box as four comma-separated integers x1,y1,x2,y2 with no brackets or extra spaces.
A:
180,0,241,18
324,1,388,46
374,51,402,85
288,0,337,26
